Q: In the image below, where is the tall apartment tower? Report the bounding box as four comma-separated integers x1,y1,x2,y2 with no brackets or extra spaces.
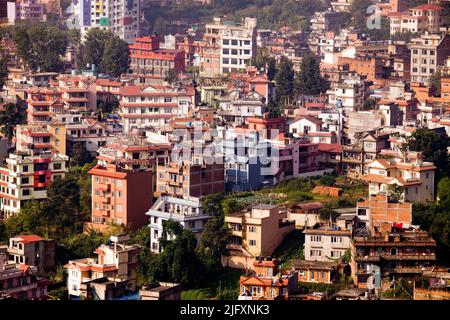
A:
72,0,140,43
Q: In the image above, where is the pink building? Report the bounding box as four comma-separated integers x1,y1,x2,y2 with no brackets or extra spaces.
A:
8,0,43,23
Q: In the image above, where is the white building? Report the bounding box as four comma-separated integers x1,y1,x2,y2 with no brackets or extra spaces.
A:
70,0,140,43
327,73,366,116
146,196,211,253
217,91,267,125
364,154,436,204
0,152,69,219
202,16,257,76
119,84,193,133
304,226,352,262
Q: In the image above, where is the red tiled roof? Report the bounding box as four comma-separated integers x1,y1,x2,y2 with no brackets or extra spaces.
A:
14,235,45,244
318,143,343,153
412,4,443,11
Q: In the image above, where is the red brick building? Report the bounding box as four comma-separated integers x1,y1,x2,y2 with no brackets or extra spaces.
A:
129,36,186,83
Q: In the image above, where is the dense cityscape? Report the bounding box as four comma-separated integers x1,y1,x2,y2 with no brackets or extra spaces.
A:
0,0,449,303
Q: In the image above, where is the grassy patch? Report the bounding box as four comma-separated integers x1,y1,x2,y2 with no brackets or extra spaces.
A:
181,268,242,300
272,229,305,268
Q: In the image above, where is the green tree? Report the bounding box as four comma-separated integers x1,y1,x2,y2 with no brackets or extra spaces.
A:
437,177,450,208
407,128,450,181
150,220,205,285
295,55,329,96
198,215,230,272
275,56,295,106
153,16,167,35
429,71,442,97
349,0,373,30
78,28,130,76
13,21,68,72
0,49,8,90
387,183,405,203
165,69,178,85
0,103,26,142
267,57,277,81
101,36,131,77
70,142,94,167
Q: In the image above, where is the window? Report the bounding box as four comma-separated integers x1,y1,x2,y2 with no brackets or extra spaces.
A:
222,49,229,54
310,250,322,257
331,236,342,243
231,40,238,46
116,204,122,212
22,189,30,196
248,226,256,233
22,177,29,184
53,163,62,170
249,240,257,246
116,191,122,198
223,39,229,45
117,180,122,187
311,235,322,242
23,165,29,173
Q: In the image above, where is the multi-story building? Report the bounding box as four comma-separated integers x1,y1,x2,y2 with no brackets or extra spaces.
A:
327,73,366,115
201,16,257,76
119,84,193,133
341,131,390,176
389,3,444,35
304,226,352,262
0,251,49,300
65,234,139,299
51,75,97,112
65,117,113,156
217,91,267,125
0,152,69,220
16,123,67,156
239,258,298,300
221,115,323,192
330,0,352,12
222,204,295,269
409,33,450,84
87,163,153,231
156,157,225,198
146,195,210,253
7,0,44,24
4,235,56,275
129,36,186,83
356,195,413,229
364,154,436,204
351,225,436,288
72,0,140,43
25,87,64,124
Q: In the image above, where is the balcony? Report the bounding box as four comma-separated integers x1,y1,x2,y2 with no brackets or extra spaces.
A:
354,255,381,262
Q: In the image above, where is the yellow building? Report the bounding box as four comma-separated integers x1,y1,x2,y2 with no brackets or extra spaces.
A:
222,204,295,270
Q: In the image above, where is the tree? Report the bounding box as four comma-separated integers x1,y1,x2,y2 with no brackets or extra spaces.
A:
437,177,450,208
198,215,230,272
149,220,205,285
0,49,8,90
0,103,26,142
101,36,131,77
165,69,178,85
387,183,405,203
153,16,167,35
13,22,68,72
349,0,373,30
78,28,130,76
275,56,295,106
70,142,94,167
295,55,329,96
407,128,450,180
429,71,442,97
266,57,277,81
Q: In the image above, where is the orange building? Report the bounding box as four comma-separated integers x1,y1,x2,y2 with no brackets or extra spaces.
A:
239,258,298,300
26,88,64,124
356,195,413,229
86,164,153,232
